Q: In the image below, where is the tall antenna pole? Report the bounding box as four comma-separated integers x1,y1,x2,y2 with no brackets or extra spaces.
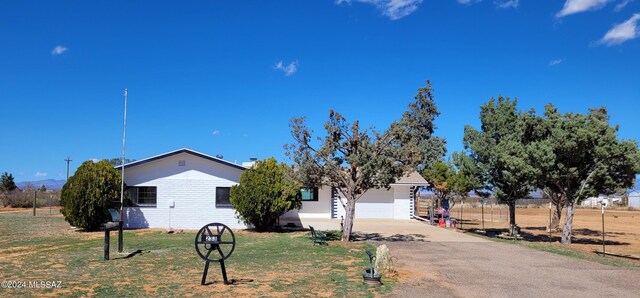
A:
65,157,72,180
119,88,128,253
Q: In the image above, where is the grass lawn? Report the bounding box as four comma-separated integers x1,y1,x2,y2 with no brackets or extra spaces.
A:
0,209,395,297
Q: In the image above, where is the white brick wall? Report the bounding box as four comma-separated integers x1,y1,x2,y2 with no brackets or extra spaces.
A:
122,152,247,229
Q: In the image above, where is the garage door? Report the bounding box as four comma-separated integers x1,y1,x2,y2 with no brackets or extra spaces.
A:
355,188,394,218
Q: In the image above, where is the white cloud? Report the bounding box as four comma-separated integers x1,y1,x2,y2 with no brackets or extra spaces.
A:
34,172,47,177
549,59,564,66
91,158,100,163
51,46,68,55
614,0,632,12
599,13,640,45
495,0,519,8
336,0,423,20
556,0,611,18
273,60,299,76
212,130,220,135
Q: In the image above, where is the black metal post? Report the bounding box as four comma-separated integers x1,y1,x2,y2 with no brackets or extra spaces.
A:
118,221,123,252
201,261,210,285
104,229,110,261
220,260,230,285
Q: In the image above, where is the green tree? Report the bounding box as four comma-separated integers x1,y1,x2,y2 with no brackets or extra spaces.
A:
1,172,18,192
540,104,640,244
461,97,551,235
60,160,122,230
421,161,456,208
105,158,136,167
230,158,301,232
449,152,486,208
422,160,479,210
39,184,47,192
286,82,445,241
386,81,447,168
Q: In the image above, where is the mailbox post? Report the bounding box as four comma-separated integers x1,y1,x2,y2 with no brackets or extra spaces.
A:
104,209,122,260
194,223,236,285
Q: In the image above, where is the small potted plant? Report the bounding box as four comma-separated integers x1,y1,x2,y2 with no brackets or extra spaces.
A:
363,250,382,286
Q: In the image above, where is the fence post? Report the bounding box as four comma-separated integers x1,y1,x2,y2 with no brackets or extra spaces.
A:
33,190,36,216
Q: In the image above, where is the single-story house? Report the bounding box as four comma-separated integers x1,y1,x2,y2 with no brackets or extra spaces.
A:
281,172,427,224
581,194,623,207
118,148,427,229
118,148,247,229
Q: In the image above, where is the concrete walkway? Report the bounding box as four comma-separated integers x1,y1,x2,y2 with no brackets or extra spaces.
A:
289,218,486,243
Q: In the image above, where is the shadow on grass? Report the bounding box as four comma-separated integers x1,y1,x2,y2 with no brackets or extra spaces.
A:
203,278,255,286
114,249,150,259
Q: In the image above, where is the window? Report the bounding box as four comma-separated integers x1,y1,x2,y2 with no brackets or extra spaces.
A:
301,188,319,201
127,186,157,207
216,187,232,208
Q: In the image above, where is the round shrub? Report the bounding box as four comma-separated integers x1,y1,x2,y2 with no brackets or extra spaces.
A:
60,160,121,230
230,158,301,231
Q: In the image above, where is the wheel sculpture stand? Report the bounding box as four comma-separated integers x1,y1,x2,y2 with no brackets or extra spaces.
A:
194,223,236,285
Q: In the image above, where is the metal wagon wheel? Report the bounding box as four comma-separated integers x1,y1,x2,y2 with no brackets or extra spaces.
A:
194,223,236,262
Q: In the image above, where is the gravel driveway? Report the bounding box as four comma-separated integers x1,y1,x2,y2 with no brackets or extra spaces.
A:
350,220,640,297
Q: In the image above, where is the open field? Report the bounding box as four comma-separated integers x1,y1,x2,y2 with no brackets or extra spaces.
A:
0,209,394,297
452,205,640,259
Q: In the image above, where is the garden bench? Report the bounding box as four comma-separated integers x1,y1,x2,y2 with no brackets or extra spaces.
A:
309,226,327,245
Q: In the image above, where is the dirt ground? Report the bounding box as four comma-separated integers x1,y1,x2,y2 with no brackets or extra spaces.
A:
380,236,640,298
451,206,640,257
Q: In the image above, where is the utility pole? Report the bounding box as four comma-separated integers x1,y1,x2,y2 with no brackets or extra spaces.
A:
119,88,128,253
65,157,72,180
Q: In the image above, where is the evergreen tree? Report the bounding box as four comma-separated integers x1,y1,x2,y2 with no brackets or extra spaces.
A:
286,82,445,241
60,160,121,230
230,158,301,231
461,97,552,235
540,104,640,244
1,172,18,192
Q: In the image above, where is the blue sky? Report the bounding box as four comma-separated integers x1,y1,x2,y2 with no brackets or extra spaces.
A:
1,0,639,182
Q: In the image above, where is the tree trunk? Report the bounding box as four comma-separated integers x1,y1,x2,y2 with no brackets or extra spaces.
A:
341,198,357,242
550,203,563,231
561,200,575,244
508,201,516,235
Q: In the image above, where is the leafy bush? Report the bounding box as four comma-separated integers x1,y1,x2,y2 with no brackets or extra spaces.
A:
230,157,301,231
60,160,121,230
2,190,34,207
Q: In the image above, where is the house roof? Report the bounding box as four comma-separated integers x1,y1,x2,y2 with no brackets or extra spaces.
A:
391,171,429,186
114,148,247,171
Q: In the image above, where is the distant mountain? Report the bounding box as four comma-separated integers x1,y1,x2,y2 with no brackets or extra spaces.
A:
17,179,66,190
